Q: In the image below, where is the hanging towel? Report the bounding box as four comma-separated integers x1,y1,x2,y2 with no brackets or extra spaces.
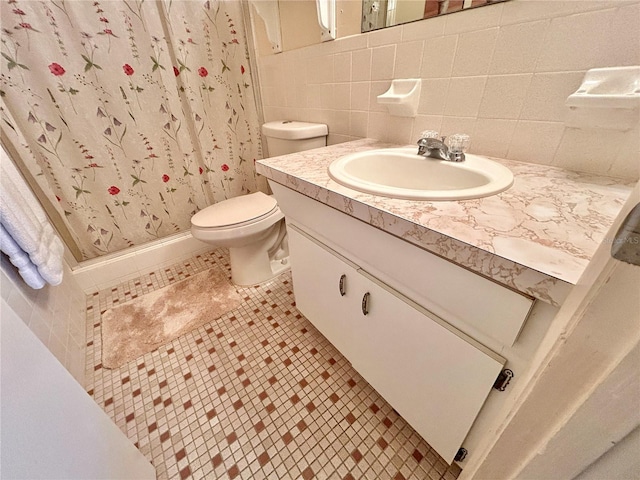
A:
0,147,64,289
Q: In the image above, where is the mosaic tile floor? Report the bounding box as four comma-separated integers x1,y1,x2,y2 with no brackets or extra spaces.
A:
85,249,462,480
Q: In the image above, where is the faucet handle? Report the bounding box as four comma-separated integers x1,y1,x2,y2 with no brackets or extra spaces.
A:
446,133,470,153
419,130,439,140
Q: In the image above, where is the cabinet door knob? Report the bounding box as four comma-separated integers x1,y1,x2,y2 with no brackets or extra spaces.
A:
361,292,371,315
339,274,347,296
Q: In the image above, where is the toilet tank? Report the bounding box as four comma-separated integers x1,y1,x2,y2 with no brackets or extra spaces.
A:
262,121,328,157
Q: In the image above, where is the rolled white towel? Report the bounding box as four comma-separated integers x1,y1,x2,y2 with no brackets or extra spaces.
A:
0,147,64,288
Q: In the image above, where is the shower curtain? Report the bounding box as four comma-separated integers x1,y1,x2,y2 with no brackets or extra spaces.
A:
0,0,267,261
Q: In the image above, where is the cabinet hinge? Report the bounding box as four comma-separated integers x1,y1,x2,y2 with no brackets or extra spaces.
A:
454,448,468,462
493,369,514,391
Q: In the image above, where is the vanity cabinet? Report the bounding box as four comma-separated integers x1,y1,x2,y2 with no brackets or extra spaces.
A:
288,225,505,464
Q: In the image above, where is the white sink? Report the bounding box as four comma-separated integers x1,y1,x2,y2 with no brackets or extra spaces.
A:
328,147,514,201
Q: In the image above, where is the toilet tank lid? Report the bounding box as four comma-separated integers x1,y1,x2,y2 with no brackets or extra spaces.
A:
191,192,277,228
262,121,328,140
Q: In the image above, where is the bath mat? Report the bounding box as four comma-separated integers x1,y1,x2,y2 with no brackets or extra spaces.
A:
101,267,242,369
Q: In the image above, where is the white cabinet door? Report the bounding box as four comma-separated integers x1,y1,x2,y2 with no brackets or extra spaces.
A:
288,226,358,361
350,272,505,464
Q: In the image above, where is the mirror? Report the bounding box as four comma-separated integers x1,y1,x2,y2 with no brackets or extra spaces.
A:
362,0,509,32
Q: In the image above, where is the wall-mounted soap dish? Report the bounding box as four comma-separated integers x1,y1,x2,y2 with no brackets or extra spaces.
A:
565,66,640,130
377,79,422,117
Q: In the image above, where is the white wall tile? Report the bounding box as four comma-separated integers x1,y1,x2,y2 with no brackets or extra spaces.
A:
520,72,585,122
333,34,369,53
489,20,549,74
1,257,86,386
300,85,317,109
553,128,630,175
472,118,518,158
368,112,413,144
440,116,478,139
350,111,369,138
68,322,85,347
418,78,450,115
443,2,504,34
369,80,392,112
420,35,458,79
284,80,297,107
445,76,487,117
303,108,327,125
479,74,532,119
332,83,351,110
499,0,621,26
536,8,633,72
610,3,640,66
452,28,499,77
351,82,371,111
371,45,396,80
262,106,288,123
401,15,446,41
294,84,308,108
352,48,372,81
292,55,307,87
610,126,640,180
367,112,390,142
306,55,334,84
258,61,278,88
333,52,352,82
48,332,68,365
320,84,334,109
0,269,15,301
332,110,351,135
394,40,424,78
368,25,403,47
28,311,53,346
507,120,565,165
6,286,34,322
65,344,87,382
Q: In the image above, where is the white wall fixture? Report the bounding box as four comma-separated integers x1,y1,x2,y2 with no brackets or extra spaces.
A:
316,0,336,41
250,0,282,53
565,66,640,131
377,79,422,117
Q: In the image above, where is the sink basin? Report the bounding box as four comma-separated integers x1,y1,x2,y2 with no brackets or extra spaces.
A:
328,147,514,201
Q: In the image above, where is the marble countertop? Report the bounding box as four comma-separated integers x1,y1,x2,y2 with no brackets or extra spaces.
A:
256,139,633,306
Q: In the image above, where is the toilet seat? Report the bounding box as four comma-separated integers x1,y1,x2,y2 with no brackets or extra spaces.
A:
190,192,284,246
191,192,277,229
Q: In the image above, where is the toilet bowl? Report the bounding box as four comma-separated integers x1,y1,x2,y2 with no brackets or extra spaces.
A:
191,192,289,286
191,120,328,286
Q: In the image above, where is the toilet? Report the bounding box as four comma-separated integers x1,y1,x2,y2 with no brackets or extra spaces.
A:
190,121,328,286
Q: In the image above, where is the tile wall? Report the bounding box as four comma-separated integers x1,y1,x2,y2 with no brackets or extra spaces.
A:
257,0,640,180
1,255,87,384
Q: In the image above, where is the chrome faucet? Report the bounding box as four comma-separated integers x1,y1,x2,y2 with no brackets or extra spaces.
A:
417,131,469,162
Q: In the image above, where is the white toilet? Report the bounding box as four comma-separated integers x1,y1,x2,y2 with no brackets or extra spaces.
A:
190,121,328,286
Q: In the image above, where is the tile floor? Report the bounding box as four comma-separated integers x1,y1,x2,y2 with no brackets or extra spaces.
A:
85,249,462,480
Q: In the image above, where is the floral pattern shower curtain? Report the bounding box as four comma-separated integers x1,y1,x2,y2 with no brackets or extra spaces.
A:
0,0,267,260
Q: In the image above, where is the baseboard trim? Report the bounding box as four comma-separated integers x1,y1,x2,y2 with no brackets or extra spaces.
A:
71,232,214,293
